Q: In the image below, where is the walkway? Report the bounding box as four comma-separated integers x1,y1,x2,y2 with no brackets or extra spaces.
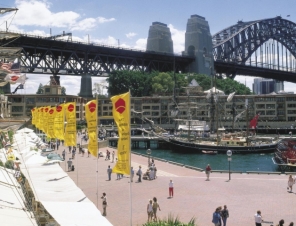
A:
55,138,295,226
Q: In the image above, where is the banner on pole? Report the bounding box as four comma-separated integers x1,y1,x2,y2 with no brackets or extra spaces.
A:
64,102,77,146
111,92,130,175
54,104,65,140
47,107,56,138
85,100,98,157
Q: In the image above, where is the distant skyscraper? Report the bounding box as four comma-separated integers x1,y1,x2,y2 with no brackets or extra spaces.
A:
253,78,284,94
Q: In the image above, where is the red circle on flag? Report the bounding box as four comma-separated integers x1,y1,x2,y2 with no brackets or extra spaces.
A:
56,106,62,112
88,102,96,113
115,98,126,114
45,108,48,112
49,109,54,114
68,104,74,112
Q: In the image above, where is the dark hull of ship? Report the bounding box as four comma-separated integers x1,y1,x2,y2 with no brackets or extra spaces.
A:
169,138,277,154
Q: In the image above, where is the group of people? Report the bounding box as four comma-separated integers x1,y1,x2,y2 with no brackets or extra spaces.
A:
104,150,115,162
212,205,229,226
254,210,294,226
146,197,161,222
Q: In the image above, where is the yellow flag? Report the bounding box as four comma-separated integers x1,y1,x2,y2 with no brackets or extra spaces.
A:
35,108,40,130
31,107,36,125
54,104,65,140
39,107,44,132
111,92,130,175
43,106,50,135
85,100,98,157
47,107,56,138
64,102,77,146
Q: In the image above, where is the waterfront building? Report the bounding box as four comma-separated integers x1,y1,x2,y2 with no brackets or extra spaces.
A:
4,79,296,131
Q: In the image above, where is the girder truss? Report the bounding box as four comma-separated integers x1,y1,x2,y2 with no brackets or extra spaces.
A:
212,16,296,64
0,33,194,76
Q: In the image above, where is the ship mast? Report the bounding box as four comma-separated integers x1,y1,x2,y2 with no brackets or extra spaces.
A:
245,98,249,145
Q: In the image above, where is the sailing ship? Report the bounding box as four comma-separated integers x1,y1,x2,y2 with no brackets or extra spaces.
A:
167,83,278,154
272,139,296,171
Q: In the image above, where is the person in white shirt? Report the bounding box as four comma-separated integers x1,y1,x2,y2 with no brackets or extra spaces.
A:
169,179,174,198
147,199,153,222
254,210,263,226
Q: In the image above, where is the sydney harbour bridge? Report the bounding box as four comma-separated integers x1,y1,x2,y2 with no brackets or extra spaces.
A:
0,15,296,96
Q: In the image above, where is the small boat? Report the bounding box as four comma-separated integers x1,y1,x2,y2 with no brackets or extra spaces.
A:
202,150,217,155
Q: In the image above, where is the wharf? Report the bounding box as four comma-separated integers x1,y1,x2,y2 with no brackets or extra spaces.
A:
107,136,169,149
57,136,295,226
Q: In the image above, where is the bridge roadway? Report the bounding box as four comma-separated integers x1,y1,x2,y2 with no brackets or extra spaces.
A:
56,135,295,226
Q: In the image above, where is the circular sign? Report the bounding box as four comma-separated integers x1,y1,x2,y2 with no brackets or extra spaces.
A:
227,150,232,157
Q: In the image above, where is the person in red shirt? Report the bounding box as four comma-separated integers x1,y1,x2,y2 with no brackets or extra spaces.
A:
206,164,212,181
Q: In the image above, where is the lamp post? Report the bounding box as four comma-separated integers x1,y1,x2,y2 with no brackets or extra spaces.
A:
227,150,232,181
147,149,151,167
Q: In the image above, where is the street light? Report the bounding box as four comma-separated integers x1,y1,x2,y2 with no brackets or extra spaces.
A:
227,150,232,181
147,149,151,167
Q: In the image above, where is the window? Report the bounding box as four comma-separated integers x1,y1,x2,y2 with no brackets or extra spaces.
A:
152,106,159,110
266,110,275,115
152,112,159,116
143,106,150,110
287,104,296,108
287,110,296,114
12,106,23,112
143,112,150,115
266,104,275,109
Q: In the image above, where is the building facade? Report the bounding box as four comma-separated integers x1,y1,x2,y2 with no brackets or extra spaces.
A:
253,78,285,94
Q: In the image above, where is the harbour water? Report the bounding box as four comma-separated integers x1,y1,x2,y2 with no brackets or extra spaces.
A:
132,142,278,172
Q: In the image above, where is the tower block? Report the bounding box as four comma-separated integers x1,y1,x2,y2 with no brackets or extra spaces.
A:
146,22,174,54
183,15,214,75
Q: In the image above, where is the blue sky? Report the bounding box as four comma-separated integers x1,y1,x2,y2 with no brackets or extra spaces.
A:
1,0,296,95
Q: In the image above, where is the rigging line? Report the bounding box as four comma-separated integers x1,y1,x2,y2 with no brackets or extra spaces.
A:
7,10,18,30
0,163,36,224
0,203,26,211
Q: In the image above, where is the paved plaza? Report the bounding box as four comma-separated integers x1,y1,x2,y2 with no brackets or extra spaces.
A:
56,139,295,226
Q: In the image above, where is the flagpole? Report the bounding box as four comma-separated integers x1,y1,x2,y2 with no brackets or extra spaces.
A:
129,91,132,226
96,93,99,208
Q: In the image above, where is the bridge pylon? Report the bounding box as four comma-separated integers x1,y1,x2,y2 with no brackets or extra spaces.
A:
183,15,214,76
146,22,173,54
79,74,93,99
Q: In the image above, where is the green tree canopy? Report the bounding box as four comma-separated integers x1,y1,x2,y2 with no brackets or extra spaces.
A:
107,70,155,97
36,83,44,94
151,72,174,93
61,86,66,95
107,71,251,96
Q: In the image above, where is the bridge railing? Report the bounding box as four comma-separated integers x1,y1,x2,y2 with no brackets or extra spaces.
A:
1,29,183,57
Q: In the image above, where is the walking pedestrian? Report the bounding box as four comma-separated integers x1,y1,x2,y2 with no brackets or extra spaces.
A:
62,150,66,160
152,197,161,222
169,179,174,198
206,164,212,181
137,166,142,182
130,166,134,182
147,199,153,222
287,175,294,192
221,205,229,226
67,158,72,171
212,208,221,226
254,210,263,226
107,165,112,181
289,222,294,226
101,193,107,216
68,146,72,154
72,148,76,159
112,151,115,163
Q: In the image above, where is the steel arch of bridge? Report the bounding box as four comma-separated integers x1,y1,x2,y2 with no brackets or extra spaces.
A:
212,16,296,75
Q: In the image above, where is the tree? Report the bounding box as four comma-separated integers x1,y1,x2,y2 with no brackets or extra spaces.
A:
151,72,174,93
61,86,66,95
107,70,154,97
36,83,44,94
93,81,107,96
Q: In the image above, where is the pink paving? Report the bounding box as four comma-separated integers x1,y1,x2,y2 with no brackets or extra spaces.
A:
56,139,296,226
